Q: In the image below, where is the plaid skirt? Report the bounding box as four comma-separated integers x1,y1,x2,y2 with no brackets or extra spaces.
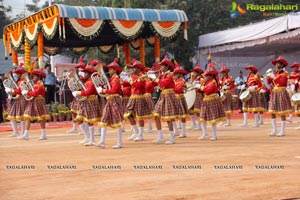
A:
190,92,203,114
99,95,124,128
268,88,292,115
144,93,155,111
222,92,234,115
98,96,107,117
70,99,78,114
7,96,27,121
176,94,188,119
124,94,153,120
243,91,264,113
121,96,130,115
153,89,178,121
259,93,267,112
200,94,226,125
75,95,101,123
24,96,50,121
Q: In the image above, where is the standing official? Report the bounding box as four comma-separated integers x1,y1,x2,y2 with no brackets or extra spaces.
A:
44,63,56,104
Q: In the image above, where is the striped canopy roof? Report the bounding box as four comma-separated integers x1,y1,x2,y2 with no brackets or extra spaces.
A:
56,4,188,22
3,4,188,55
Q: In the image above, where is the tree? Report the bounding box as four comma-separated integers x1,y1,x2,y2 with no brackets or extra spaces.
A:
0,0,12,37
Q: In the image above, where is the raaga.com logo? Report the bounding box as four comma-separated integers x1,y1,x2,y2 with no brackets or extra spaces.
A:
230,2,299,18
230,2,246,18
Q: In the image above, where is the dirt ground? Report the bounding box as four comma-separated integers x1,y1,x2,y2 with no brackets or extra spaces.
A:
0,118,300,200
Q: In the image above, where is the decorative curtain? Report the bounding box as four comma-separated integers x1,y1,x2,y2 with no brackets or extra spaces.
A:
151,21,181,39
24,23,40,46
110,20,144,40
41,16,58,40
67,18,104,40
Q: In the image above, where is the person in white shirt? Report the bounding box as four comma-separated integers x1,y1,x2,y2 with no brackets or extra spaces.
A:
234,71,247,113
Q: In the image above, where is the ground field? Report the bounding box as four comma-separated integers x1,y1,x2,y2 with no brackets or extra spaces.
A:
0,117,300,200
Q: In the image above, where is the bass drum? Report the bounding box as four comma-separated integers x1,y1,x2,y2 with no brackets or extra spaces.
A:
291,93,300,106
239,90,252,102
184,82,196,110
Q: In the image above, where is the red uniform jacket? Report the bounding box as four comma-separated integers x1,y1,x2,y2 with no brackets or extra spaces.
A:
174,78,186,94
267,71,288,87
27,80,46,97
220,75,235,90
80,78,98,96
145,79,158,94
202,79,218,95
158,72,174,89
246,73,262,88
103,74,122,95
130,73,146,95
122,81,131,97
12,80,25,95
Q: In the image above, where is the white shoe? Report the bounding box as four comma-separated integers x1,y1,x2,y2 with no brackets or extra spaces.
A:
145,129,153,133
188,125,197,130
174,132,180,136
96,142,105,148
112,144,123,149
127,133,137,140
79,139,89,144
240,124,248,127
94,132,101,136
259,120,264,125
252,124,259,128
84,142,95,146
38,136,47,140
165,140,175,145
210,137,217,141
178,135,187,138
8,133,19,137
195,126,201,130
269,131,277,136
276,132,285,137
67,129,78,133
198,135,209,140
152,138,165,143
134,136,144,141
223,123,231,127
218,122,226,127
18,135,29,140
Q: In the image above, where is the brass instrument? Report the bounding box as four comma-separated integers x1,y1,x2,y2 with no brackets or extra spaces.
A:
3,71,19,99
263,68,274,78
91,64,111,97
20,72,34,101
67,70,87,101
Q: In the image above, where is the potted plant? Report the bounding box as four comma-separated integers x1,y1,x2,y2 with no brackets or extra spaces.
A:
50,102,59,122
57,104,68,121
51,112,59,122
65,109,72,121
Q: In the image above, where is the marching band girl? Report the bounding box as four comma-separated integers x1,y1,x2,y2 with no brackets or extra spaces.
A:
267,57,292,136
72,66,102,146
241,65,264,128
124,59,153,142
219,64,235,126
5,66,27,137
173,64,189,138
189,64,204,130
19,69,50,140
152,56,178,144
196,63,225,141
96,58,125,149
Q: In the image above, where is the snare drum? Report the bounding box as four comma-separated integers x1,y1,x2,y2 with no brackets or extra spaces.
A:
291,93,300,106
239,90,252,102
